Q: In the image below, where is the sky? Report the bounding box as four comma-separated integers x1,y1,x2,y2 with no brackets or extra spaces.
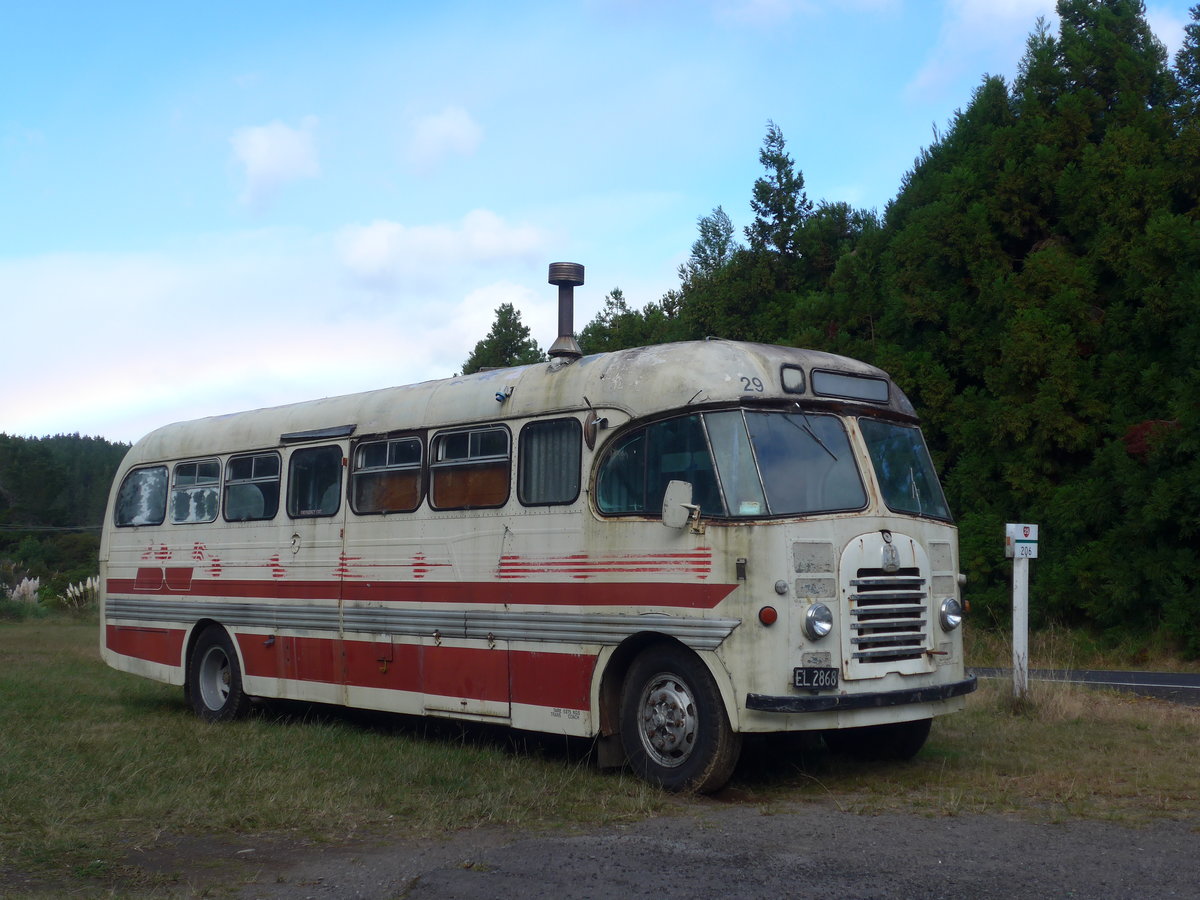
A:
1,0,1194,444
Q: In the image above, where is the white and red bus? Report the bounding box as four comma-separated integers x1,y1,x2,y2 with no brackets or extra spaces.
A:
100,263,975,792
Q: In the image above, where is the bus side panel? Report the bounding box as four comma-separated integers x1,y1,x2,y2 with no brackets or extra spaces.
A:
100,628,187,686
105,623,186,668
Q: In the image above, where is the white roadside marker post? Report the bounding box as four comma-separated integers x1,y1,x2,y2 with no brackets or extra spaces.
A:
1005,524,1038,702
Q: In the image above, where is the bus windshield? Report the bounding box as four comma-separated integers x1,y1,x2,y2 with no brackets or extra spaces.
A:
705,410,867,516
599,409,951,522
858,418,952,521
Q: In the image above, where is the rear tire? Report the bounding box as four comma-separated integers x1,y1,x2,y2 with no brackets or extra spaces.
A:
823,718,931,761
187,625,252,722
619,645,741,793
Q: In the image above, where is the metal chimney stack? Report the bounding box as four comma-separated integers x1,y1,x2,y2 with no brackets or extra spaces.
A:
547,262,584,360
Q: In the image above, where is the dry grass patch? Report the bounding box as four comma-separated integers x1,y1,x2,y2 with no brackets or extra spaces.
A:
965,623,1200,673
738,678,1200,825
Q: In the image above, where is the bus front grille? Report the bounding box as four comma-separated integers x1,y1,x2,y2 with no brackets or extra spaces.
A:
848,567,928,663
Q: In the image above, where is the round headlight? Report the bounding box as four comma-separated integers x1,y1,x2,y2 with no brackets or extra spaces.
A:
939,597,963,632
804,603,833,641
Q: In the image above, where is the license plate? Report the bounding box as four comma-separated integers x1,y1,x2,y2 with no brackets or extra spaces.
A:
794,666,839,691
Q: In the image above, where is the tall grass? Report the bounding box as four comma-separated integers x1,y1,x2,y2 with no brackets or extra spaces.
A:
965,622,1200,672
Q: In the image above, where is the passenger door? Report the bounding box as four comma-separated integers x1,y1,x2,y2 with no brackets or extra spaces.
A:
278,443,349,695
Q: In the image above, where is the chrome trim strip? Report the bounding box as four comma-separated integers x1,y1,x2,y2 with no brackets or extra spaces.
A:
106,597,740,650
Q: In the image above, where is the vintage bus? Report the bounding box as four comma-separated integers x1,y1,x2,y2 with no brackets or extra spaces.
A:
99,263,975,793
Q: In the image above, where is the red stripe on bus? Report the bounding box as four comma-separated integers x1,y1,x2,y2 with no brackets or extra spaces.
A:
235,634,593,711
106,624,185,666
340,637,422,691
422,644,509,703
510,650,594,710
107,578,738,609
236,632,344,684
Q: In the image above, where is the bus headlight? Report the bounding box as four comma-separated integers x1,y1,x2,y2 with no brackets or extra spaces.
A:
804,603,833,641
939,597,963,632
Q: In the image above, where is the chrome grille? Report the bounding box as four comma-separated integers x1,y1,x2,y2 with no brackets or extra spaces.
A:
848,567,928,663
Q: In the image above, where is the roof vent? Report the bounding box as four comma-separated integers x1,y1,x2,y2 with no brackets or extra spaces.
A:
547,262,584,360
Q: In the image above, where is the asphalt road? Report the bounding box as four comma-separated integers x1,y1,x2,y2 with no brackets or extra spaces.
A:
970,667,1200,705
228,802,1200,900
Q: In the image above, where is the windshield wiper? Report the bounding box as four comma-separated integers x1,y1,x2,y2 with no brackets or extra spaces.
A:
908,466,923,513
788,404,838,462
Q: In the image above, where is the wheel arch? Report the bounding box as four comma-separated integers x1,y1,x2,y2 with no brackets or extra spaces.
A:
596,631,740,739
182,619,247,697
183,617,226,666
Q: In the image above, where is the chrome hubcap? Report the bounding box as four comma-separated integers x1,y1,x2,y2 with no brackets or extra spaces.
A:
638,673,697,767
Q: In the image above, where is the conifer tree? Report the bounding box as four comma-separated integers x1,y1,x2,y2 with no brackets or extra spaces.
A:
687,206,739,278
745,121,812,257
460,303,544,374
1176,4,1200,119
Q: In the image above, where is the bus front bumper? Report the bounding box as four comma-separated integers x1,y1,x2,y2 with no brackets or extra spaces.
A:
746,674,977,714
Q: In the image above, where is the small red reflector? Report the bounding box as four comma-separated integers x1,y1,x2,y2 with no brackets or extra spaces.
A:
758,606,778,626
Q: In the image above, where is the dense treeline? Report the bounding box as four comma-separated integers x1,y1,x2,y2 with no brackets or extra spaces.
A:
0,434,130,598
471,1,1200,653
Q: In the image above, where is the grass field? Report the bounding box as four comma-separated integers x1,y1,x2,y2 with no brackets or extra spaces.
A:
2,622,1198,896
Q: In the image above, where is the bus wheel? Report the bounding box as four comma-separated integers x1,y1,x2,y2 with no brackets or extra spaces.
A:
823,718,931,761
187,626,251,722
619,645,741,793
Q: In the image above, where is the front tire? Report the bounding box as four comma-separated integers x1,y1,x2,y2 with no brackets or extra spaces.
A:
619,645,741,793
187,625,252,722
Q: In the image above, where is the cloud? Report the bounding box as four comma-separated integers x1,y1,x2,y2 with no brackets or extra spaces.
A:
230,116,320,208
406,106,483,172
1146,4,1190,58
337,210,546,291
905,0,1058,103
0,222,564,442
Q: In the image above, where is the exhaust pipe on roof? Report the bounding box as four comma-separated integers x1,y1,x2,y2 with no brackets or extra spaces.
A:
547,262,584,360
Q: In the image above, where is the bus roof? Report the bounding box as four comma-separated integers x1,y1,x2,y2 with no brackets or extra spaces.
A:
125,340,914,464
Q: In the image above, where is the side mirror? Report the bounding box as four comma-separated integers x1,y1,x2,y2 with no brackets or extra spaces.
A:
662,480,693,529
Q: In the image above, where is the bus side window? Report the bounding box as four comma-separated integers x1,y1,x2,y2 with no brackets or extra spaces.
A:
596,416,725,516
287,446,344,518
596,430,645,513
352,437,423,513
114,466,168,526
224,452,281,521
647,416,725,516
430,426,510,510
518,418,581,506
170,459,220,524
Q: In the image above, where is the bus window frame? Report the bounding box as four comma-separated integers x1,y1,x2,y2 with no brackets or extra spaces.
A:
349,433,426,515
517,417,583,508
429,424,512,511
810,368,890,404
594,413,726,519
169,458,221,525
286,444,346,519
114,465,169,527
223,450,282,522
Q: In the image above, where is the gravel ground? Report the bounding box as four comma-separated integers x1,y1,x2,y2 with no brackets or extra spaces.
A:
197,802,1200,900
